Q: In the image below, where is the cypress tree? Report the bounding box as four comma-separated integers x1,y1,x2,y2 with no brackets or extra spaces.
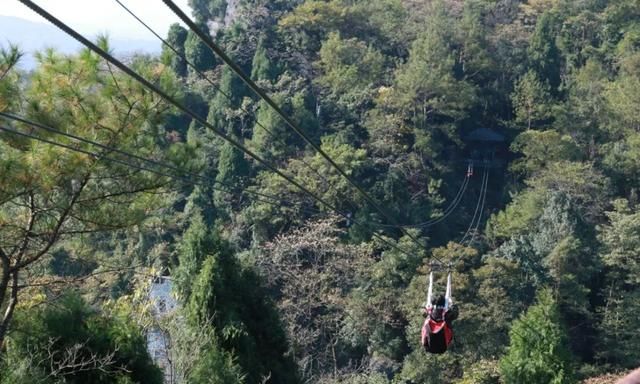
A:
162,23,189,77
184,25,216,73
186,233,299,384
500,289,575,384
251,36,278,82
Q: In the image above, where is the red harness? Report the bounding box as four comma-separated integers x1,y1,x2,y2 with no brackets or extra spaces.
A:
421,309,453,353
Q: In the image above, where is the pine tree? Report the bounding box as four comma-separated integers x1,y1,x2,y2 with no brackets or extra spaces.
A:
251,98,288,162
392,4,476,128
174,211,214,301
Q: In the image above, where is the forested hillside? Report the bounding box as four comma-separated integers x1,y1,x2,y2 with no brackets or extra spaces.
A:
1,0,640,383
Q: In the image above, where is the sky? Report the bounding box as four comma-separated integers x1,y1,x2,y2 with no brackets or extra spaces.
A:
0,0,191,40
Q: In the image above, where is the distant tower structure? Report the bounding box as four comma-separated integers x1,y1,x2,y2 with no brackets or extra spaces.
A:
464,128,506,168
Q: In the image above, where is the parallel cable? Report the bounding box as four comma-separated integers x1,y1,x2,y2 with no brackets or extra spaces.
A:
0,124,290,209
460,166,489,246
0,123,339,221
415,175,469,228
375,172,470,229
466,169,490,246
17,0,424,260
113,0,362,216
160,0,433,254
0,111,295,207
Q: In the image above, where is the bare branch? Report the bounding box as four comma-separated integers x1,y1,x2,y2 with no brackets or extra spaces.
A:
27,338,128,380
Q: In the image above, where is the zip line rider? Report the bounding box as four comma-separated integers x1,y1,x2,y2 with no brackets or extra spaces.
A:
421,267,458,354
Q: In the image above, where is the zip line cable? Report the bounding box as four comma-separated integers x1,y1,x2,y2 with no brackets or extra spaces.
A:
0,122,346,220
466,169,490,247
18,0,444,264
425,166,489,270
460,167,489,246
16,0,342,218
110,0,364,217
412,175,469,228
376,172,470,229
0,111,295,207
0,124,291,209
0,122,421,258
117,0,468,239
160,0,433,253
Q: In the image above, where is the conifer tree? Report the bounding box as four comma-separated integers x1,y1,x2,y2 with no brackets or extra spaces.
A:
174,210,213,301
184,25,216,73
500,289,575,384
251,98,288,162
512,70,553,130
214,142,249,217
528,11,562,91
597,199,640,366
162,23,189,77
251,36,278,82
186,232,299,384
207,67,245,135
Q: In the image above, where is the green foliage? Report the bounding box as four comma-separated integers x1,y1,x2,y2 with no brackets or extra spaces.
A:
596,200,640,366
278,0,352,51
390,3,476,129
207,67,246,134
184,26,216,73
511,70,553,130
456,360,501,384
189,0,227,23
599,199,640,285
251,36,278,82
526,162,610,222
0,41,178,349
249,91,311,163
499,289,575,384
174,210,213,300
605,55,640,133
162,23,189,77
3,293,162,384
510,130,580,175
465,256,534,358
397,350,460,383
0,43,23,112
528,11,563,90
487,189,546,242
596,290,640,368
189,345,245,384
554,59,609,153
6,0,640,382
316,32,386,109
185,227,299,384
214,141,249,218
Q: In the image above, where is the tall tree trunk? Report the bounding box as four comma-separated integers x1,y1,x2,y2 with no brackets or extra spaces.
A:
0,250,10,311
0,270,18,351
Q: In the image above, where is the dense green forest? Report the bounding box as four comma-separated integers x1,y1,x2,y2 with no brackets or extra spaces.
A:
1,0,640,382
